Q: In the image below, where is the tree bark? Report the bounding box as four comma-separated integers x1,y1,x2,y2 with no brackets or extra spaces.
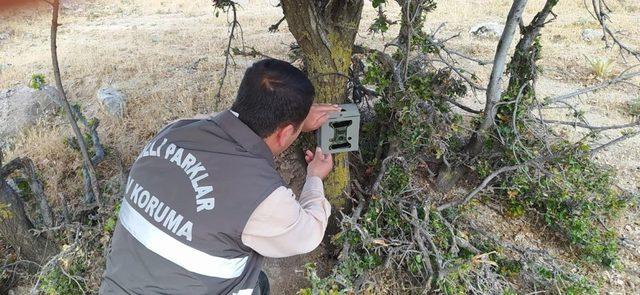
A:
49,0,101,204
506,0,558,95
0,181,57,265
466,0,529,155
281,0,364,208
1,158,55,228
0,152,57,268
436,0,529,191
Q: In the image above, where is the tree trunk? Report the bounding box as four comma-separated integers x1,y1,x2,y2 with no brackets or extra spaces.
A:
506,0,558,95
0,180,57,265
436,0,529,192
466,0,529,156
281,0,364,208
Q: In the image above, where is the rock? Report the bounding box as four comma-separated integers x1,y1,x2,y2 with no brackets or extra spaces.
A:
0,28,15,43
581,29,604,42
0,63,11,73
469,22,505,38
97,87,127,117
0,86,61,148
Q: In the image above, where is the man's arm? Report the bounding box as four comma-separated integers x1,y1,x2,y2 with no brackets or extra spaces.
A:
242,147,333,258
241,176,330,258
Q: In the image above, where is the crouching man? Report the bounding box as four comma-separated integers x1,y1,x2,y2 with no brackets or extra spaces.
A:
100,59,339,295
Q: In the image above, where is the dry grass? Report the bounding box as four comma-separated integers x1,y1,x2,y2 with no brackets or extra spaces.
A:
1,0,639,293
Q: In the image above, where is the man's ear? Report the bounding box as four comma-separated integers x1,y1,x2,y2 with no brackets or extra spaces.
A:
277,124,296,147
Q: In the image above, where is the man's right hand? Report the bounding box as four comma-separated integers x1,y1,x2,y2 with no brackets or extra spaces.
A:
305,147,333,180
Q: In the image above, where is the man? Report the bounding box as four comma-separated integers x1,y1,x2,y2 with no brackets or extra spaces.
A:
100,59,339,294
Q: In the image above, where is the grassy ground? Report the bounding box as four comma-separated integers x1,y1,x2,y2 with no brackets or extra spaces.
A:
1,0,639,293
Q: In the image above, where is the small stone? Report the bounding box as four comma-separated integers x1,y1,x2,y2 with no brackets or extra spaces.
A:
469,22,505,39
0,63,12,72
581,29,604,42
97,87,127,117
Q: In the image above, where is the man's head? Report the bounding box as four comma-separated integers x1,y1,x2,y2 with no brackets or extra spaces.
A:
231,59,315,155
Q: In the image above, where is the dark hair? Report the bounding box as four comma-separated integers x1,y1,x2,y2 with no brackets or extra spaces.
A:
231,59,315,138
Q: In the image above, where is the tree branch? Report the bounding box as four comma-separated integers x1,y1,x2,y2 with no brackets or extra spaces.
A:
588,0,640,60
589,129,640,155
214,1,241,107
268,16,285,32
539,118,639,131
437,164,525,211
446,98,482,114
544,70,640,105
49,0,101,204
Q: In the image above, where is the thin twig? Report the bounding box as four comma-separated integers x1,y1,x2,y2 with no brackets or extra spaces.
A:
544,70,640,105
539,118,639,131
437,164,525,211
30,227,81,294
587,0,640,60
446,98,481,114
214,2,240,106
268,16,285,32
589,129,640,155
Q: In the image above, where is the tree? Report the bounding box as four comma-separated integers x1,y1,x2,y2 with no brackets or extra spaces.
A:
0,152,57,266
280,0,364,206
263,0,638,292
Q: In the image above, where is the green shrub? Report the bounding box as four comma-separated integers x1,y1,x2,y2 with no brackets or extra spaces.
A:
502,142,628,266
103,202,121,233
39,260,86,295
627,98,640,117
29,73,46,90
586,57,615,79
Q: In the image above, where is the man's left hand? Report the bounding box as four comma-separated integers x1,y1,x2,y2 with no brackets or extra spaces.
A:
302,104,341,132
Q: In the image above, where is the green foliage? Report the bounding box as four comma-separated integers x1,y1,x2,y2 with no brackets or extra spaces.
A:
29,73,46,90
14,177,34,201
212,0,235,17
586,56,615,79
534,266,598,294
0,202,13,220
435,260,474,294
502,143,628,266
496,257,522,279
389,71,466,156
362,54,392,94
369,12,393,34
369,0,395,34
301,164,420,293
627,97,640,117
321,49,506,293
494,31,627,268
298,263,344,295
39,259,86,295
371,0,385,8
61,103,100,158
381,163,410,196
494,248,598,294
103,202,121,233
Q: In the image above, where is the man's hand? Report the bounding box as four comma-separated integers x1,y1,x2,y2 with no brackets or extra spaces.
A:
305,147,333,180
302,104,341,132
